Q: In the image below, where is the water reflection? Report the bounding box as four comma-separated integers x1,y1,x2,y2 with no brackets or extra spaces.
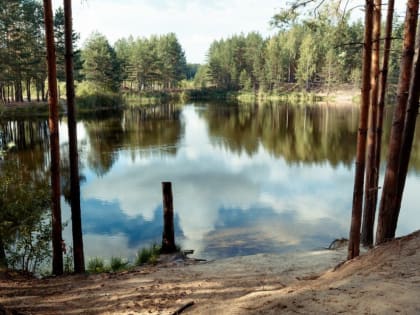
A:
205,104,359,166
82,105,182,176
1,102,420,261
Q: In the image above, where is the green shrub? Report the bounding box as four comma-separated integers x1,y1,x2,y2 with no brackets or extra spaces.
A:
110,256,129,272
63,247,74,274
87,257,109,273
76,81,123,109
135,244,161,266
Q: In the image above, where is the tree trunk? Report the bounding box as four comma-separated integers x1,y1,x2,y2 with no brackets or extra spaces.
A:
361,0,381,247
43,0,63,275
370,0,395,241
64,0,85,274
348,0,374,260
36,83,40,102
376,0,419,245
26,79,31,102
161,182,176,254
393,21,420,236
41,81,46,101
0,238,7,269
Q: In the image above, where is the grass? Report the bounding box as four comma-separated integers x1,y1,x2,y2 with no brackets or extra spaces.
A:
110,257,129,272
0,101,51,118
84,242,177,274
75,81,123,109
135,244,162,266
87,257,109,274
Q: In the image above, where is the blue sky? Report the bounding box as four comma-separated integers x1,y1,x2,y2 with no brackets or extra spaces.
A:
52,1,408,64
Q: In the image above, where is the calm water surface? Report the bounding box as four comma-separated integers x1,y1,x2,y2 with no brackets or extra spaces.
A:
2,102,420,260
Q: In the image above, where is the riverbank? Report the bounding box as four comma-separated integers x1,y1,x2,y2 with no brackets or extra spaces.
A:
1,230,419,314
0,85,361,116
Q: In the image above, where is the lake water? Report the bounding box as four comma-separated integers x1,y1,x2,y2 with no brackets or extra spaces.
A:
2,102,420,261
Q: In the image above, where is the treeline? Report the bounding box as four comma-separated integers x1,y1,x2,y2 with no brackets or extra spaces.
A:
197,8,403,93
82,32,188,93
114,33,187,91
0,0,189,105
0,0,45,103
0,1,80,103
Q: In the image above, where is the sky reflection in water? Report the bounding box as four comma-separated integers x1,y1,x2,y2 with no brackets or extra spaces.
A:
58,104,420,260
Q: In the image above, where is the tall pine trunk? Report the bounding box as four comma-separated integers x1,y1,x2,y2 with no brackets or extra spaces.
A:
64,0,85,274
348,0,374,260
43,0,63,275
393,22,420,235
376,0,419,245
370,0,395,237
361,0,381,247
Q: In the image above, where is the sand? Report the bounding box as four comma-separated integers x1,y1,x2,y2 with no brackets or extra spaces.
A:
0,230,419,314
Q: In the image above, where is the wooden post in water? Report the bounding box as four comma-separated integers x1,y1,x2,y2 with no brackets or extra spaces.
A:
161,182,176,253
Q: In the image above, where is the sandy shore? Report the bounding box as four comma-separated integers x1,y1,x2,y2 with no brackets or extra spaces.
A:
0,231,419,314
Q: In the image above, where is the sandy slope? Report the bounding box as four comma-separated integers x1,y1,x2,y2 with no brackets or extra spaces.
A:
0,231,419,314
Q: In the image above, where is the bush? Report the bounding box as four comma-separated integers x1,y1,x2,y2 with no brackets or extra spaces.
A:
110,256,129,272
76,81,123,109
87,257,109,273
135,244,161,266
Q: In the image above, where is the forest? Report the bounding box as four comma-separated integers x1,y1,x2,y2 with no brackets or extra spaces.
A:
1,1,420,313
0,0,406,105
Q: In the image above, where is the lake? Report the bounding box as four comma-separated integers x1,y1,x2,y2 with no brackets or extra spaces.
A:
1,102,420,261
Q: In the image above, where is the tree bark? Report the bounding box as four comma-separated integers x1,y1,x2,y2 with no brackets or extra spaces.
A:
361,0,381,247
370,0,395,240
43,0,63,275
161,182,176,254
41,81,46,102
393,21,420,236
64,0,85,274
347,0,374,260
0,238,7,269
376,0,419,245
26,79,31,102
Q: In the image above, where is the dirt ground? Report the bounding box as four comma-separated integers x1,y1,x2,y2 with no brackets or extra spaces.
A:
1,230,419,315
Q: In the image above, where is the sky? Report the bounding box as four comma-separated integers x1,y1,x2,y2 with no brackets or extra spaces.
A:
51,0,408,64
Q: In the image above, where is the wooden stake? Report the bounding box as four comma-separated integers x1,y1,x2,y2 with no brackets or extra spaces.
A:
161,182,176,253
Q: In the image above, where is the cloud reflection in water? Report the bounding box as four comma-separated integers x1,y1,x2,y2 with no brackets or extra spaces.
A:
74,104,419,260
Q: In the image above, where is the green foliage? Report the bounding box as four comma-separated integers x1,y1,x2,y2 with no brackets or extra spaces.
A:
87,257,109,273
193,65,210,88
86,257,130,274
207,33,266,90
110,256,129,272
186,63,200,80
115,33,187,91
135,244,161,266
296,33,318,90
81,32,123,92
203,5,380,94
6,215,52,274
76,81,123,109
63,246,74,274
0,1,81,103
54,7,82,82
0,159,51,273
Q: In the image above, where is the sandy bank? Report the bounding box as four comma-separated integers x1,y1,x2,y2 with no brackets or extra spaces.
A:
1,231,419,314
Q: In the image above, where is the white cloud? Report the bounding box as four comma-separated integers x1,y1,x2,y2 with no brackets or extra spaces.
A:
49,0,408,63
51,0,280,63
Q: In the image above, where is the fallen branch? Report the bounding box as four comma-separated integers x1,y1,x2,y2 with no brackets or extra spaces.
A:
171,301,195,315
